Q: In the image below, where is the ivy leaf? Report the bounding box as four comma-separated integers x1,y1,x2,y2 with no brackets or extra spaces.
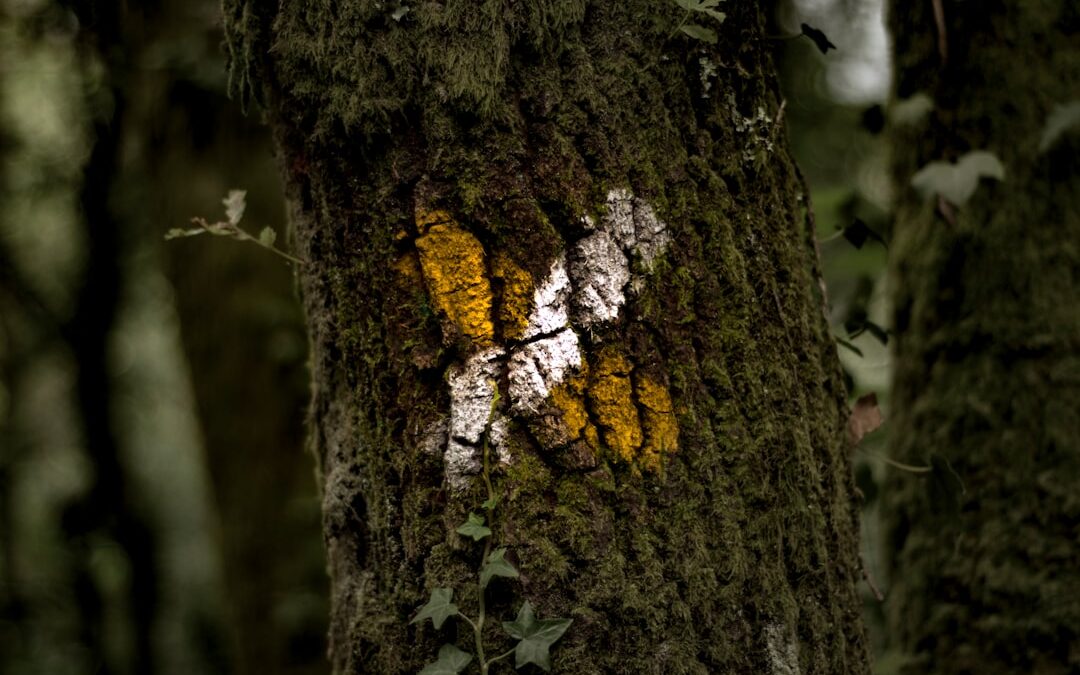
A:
391,5,410,21
680,24,717,44
222,189,247,225
501,601,573,672
911,150,1005,206
481,495,499,511
455,513,491,542
410,588,459,629
259,226,277,247
418,644,473,675
479,547,518,589
1038,100,1080,153
841,218,886,250
801,23,836,54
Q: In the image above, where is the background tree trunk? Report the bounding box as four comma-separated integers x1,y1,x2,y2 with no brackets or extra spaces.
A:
885,2,1080,673
226,2,871,672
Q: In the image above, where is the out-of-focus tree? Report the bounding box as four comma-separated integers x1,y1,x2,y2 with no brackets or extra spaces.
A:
885,3,1080,673
0,0,326,673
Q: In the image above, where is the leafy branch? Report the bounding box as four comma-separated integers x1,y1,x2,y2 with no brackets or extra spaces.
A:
669,0,726,45
165,190,307,265
412,386,573,674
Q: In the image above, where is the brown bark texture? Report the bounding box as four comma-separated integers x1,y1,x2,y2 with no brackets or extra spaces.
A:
224,2,871,672
886,2,1080,673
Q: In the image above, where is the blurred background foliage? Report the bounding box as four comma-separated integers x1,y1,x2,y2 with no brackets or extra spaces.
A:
0,0,895,673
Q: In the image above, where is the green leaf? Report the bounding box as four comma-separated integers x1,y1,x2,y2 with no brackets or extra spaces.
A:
679,24,716,43
800,23,836,54
910,150,1005,206
699,8,725,21
391,5,410,21
222,189,247,225
501,601,573,672
418,644,473,674
259,226,277,247
481,495,499,511
479,547,518,589
890,92,934,127
455,512,491,542
1038,100,1080,153
164,228,205,240
410,588,459,629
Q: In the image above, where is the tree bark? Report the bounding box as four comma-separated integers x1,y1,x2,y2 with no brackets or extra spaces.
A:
885,2,1080,673
226,2,870,672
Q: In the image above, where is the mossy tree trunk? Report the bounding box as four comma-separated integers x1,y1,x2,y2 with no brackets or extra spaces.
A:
885,2,1080,673
226,2,870,672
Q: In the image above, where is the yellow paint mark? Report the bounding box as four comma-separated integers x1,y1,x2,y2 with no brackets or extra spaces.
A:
549,366,599,448
492,253,533,340
393,250,423,286
415,208,453,233
414,211,494,345
588,349,642,463
635,375,679,471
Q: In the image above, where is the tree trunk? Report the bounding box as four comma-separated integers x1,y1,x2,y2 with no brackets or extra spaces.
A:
885,2,1080,673
226,2,870,672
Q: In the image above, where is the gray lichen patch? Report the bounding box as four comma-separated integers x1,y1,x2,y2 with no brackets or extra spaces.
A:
765,622,801,675
508,328,583,414
729,92,778,161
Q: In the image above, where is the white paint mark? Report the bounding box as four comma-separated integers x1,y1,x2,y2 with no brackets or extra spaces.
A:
765,622,801,675
508,329,582,413
445,347,503,488
569,188,672,327
568,230,630,327
522,254,570,339
438,188,673,489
